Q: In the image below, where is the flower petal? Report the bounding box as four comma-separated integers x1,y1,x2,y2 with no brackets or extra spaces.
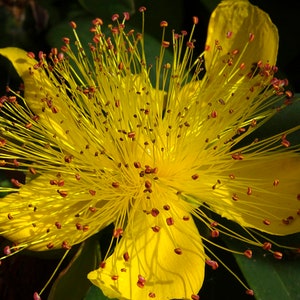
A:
210,156,300,235
0,175,114,250
88,206,205,299
0,47,86,149
205,0,278,75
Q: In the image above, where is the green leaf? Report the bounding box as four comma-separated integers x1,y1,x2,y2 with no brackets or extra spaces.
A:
198,0,220,12
48,235,101,300
78,0,135,17
226,234,300,300
84,285,117,300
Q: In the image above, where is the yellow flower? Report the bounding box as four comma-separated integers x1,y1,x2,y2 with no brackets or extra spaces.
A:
0,0,299,299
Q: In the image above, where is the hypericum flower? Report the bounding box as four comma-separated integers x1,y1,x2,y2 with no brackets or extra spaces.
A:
0,0,299,299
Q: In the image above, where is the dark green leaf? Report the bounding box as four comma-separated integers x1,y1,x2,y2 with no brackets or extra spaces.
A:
198,0,220,12
226,234,300,300
78,0,135,17
47,235,101,300
84,285,117,300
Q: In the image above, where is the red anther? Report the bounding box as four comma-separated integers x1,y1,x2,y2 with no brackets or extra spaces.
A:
100,261,106,268
69,21,77,29
227,58,233,66
55,222,62,229
192,16,199,24
139,6,147,12
137,274,146,288
181,30,188,36
262,242,272,251
166,217,174,226
191,174,199,180
160,21,168,27
27,52,35,59
263,219,271,225
92,18,103,26
134,161,141,168
297,194,300,201
285,90,293,99
89,207,97,212
127,131,135,138
183,215,190,221
0,138,6,147
191,294,200,300
151,225,160,232
4,246,11,255
250,119,257,127
247,187,252,195
174,248,183,255
211,110,217,118
47,242,54,249
186,41,195,49
57,190,68,197
62,241,71,250
151,208,160,217
205,259,219,270
211,229,219,238
231,49,239,55
123,12,130,20
112,182,120,188
25,123,32,129
62,37,70,45
281,139,290,148
112,14,119,21
51,47,58,55
273,251,283,260
7,213,13,220
240,62,245,69
145,180,152,189
244,249,252,259
8,96,17,103
148,292,156,298
123,252,130,262
111,275,119,280
57,180,64,187
13,159,20,167
246,289,254,296
231,153,244,160
11,178,22,188
83,225,89,232
162,41,170,48
249,33,255,42
210,221,218,227
76,223,83,230
113,228,123,238
33,292,41,300
205,45,210,51
273,179,279,187
226,31,232,38
163,204,170,210
151,167,158,174
89,190,96,196
232,193,239,201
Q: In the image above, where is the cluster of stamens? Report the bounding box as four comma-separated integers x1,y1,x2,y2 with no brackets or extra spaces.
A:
0,5,299,300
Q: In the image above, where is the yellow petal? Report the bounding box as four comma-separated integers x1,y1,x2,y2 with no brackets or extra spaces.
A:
210,156,300,235
0,175,114,250
88,205,205,299
205,0,278,75
0,47,87,150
